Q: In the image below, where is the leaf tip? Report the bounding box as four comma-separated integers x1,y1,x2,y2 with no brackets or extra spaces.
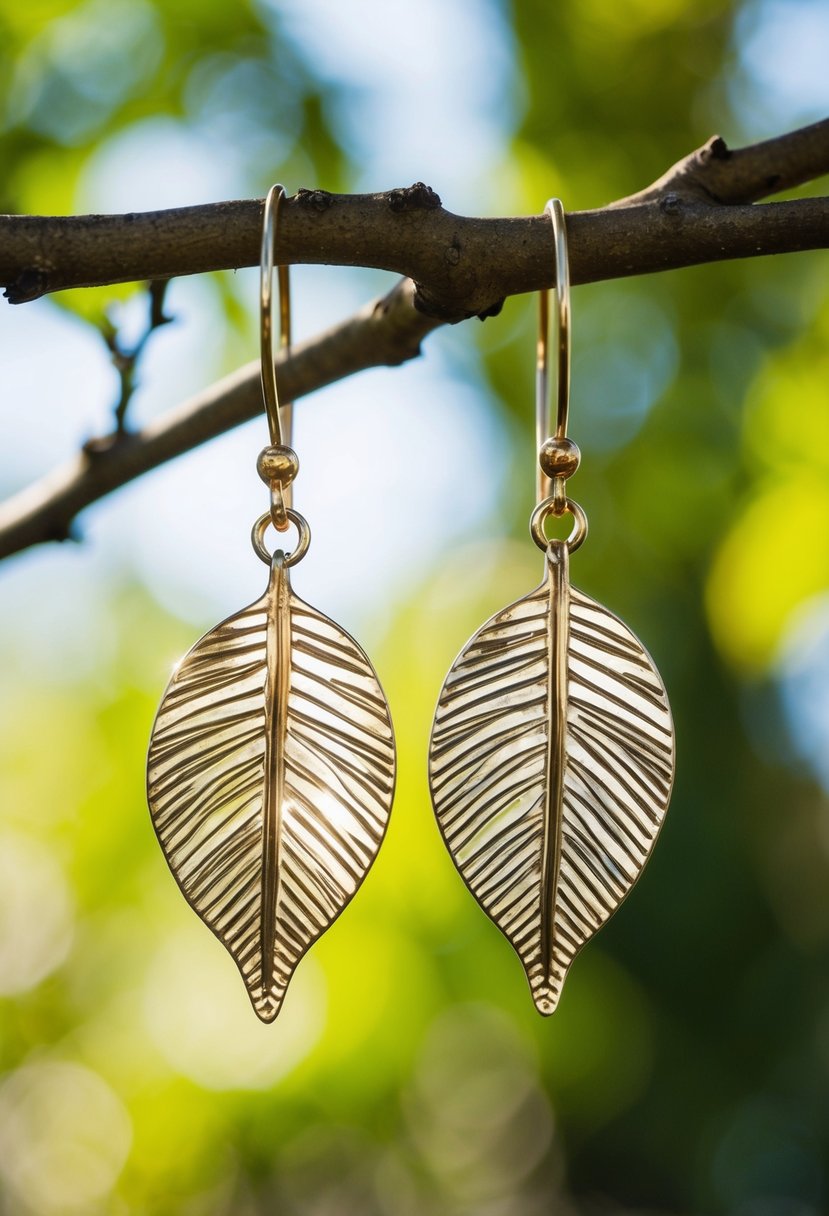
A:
250,989,285,1024
531,985,561,1017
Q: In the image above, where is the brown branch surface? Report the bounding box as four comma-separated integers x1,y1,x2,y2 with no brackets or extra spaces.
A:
1,119,828,562
0,281,439,559
616,121,829,205
2,119,829,318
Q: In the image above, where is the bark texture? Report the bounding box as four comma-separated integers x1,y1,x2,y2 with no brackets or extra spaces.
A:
1,120,828,561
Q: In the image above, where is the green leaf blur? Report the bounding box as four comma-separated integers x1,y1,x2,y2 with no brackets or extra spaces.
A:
1,1,828,1213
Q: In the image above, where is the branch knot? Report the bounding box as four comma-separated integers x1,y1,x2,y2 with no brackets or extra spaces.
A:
296,188,333,213
387,182,442,213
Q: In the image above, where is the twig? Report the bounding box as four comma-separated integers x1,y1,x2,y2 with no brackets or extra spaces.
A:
615,122,829,206
0,281,438,558
94,280,173,441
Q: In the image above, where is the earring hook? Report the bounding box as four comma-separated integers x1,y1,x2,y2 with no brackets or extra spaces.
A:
536,198,571,503
260,183,292,450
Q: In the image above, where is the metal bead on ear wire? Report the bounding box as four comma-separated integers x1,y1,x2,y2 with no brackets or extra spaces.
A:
428,199,675,1015
147,185,396,1023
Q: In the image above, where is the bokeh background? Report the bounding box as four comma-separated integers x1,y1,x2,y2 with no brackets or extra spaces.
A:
1,1,829,1213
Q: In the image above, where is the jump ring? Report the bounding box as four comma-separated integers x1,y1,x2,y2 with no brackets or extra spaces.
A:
251,508,311,567
530,496,588,554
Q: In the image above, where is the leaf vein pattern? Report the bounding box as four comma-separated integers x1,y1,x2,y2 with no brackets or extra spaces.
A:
429,572,673,1016
148,577,394,1022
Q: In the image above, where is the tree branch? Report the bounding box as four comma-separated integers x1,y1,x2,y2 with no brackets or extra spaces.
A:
2,120,829,318
1,120,828,562
0,281,439,559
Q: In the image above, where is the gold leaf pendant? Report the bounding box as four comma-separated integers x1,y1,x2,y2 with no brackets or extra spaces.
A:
148,553,396,1022
429,540,674,1014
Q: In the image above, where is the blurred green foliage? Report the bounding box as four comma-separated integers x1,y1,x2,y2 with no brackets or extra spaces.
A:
1,1,829,1214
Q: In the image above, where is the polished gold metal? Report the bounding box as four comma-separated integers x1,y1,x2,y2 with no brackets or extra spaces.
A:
536,198,571,505
429,541,674,1015
257,445,300,486
428,197,675,1015
251,508,311,568
257,444,300,535
534,199,585,537
148,182,396,1022
530,497,588,554
260,185,291,449
539,436,581,481
259,184,294,526
147,554,395,1022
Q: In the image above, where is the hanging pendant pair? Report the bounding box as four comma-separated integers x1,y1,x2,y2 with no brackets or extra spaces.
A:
147,190,675,1021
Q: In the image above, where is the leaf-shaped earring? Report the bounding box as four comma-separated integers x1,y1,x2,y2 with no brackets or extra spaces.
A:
428,199,675,1015
147,186,396,1023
